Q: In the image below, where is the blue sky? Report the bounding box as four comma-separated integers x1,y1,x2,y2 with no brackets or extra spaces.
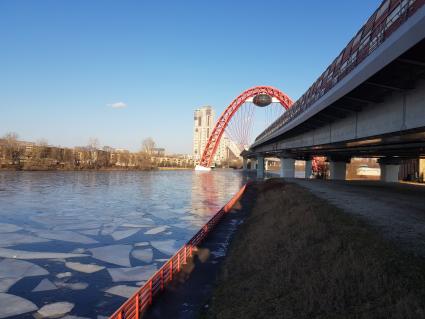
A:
0,0,381,153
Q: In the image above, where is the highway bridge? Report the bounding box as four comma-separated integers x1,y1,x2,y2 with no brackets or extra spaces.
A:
245,0,425,181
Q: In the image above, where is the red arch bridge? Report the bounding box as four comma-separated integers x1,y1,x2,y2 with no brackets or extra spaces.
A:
195,86,293,170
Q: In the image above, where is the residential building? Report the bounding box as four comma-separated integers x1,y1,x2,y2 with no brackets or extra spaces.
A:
192,106,241,165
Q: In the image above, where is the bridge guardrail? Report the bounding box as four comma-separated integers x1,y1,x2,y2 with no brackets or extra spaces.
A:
109,182,250,319
255,0,425,145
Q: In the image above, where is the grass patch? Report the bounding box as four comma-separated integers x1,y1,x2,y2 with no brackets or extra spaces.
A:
204,179,425,319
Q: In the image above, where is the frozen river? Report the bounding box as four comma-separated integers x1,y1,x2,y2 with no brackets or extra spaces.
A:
0,170,247,318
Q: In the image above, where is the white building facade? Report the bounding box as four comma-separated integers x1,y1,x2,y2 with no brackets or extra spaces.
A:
193,106,241,166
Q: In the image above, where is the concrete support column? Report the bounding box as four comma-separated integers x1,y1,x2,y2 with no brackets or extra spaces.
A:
305,159,312,179
265,160,269,171
419,158,425,183
379,165,400,182
329,161,347,180
257,156,265,179
378,157,401,183
279,157,295,178
242,158,248,171
250,159,257,170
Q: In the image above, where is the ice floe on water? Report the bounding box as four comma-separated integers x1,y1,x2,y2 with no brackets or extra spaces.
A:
0,170,245,317
144,226,168,235
35,230,98,244
34,301,74,318
77,229,99,236
0,259,49,279
0,278,20,293
32,279,57,292
107,265,157,282
0,248,87,259
90,245,132,267
0,233,50,247
179,215,197,221
0,223,22,233
121,223,151,228
105,285,138,298
0,293,38,318
131,248,153,263
134,242,149,247
154,258,169,263
71,248,86,254
65,262,105,274
111,229,139,241
55,281,89,290
150,240,180,256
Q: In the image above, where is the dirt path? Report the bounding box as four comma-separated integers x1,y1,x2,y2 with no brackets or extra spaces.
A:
290,179,425,256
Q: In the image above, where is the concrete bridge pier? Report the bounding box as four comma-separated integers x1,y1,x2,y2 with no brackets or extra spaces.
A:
251,159,257,170
378,157,401,182
305,159,312,178
242,158,248,171
257,156,264,178
328,157,350,180
279,156,295,178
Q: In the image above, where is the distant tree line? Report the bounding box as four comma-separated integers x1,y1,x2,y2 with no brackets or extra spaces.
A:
0,133,194,171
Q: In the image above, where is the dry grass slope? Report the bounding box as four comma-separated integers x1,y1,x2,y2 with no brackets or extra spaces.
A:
205,179,425,319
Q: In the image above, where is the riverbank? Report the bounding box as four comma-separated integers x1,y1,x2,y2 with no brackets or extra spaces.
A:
204,179,425,319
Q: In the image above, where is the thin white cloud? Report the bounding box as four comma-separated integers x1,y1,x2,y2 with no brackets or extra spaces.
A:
108,102,127,109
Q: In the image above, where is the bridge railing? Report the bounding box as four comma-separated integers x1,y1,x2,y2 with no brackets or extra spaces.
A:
255,0,425,144
108,182,250,319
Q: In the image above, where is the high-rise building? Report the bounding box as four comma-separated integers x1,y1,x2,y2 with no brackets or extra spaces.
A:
193,106,241,165
193,106,215,164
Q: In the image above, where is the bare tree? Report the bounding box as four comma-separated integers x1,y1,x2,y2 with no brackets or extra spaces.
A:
33,139,49,160
2,132,22,165
141,137,155,155
88,137,100,151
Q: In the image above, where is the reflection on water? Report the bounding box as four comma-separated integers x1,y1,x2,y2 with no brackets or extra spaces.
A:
0,170,247,318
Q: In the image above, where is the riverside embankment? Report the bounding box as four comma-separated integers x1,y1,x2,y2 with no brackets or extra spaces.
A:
203,179,425,319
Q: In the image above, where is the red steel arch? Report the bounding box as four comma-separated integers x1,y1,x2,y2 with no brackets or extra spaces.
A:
199,86,293,168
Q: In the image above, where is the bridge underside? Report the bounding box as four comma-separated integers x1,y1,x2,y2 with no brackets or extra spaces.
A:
252,39,425,160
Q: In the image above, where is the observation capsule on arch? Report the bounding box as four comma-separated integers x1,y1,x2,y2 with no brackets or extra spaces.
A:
253,94,272,107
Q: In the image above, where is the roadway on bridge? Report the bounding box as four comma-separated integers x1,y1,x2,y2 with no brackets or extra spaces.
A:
290,179,425,256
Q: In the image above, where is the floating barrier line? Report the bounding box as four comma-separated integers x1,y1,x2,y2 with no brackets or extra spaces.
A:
109,182,250,319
